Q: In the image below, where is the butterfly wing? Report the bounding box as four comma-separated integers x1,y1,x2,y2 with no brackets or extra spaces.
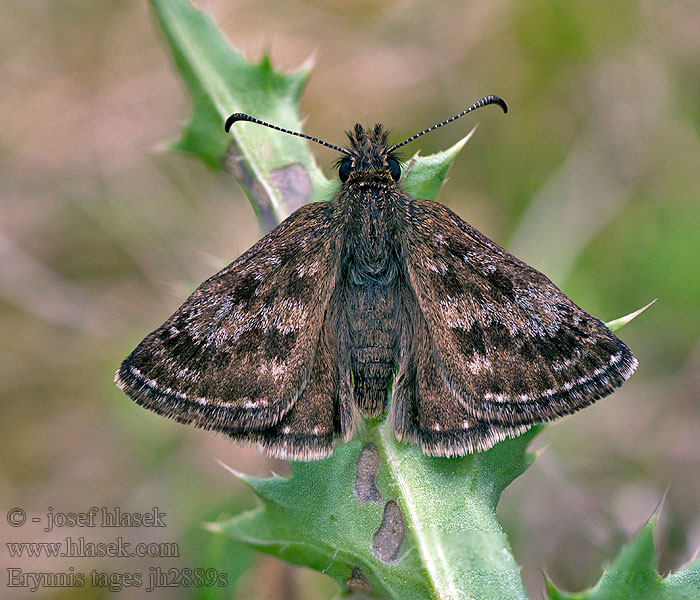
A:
392,315,529,456
227,323,341,460
116,201,338,436
398,197,637,431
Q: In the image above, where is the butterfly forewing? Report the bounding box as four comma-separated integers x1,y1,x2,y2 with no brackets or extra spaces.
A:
399,197,637,428
116,201,338,435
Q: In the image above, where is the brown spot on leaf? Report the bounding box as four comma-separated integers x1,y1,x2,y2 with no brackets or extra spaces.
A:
345,567,373,594
372,500,405,562
355,443,381,503
270,163,312,213
223,141,278,233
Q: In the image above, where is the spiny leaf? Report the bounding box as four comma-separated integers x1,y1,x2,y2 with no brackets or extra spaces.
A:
215,422,540,599
150,0,332,226
150,0,473,230
402,127,476,201
545,516,700,599
606,299,656,332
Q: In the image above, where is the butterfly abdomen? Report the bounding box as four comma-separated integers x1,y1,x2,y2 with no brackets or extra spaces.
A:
347,284,398,417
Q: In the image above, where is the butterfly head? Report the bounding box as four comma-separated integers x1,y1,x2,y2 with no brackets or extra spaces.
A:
337,124,402,183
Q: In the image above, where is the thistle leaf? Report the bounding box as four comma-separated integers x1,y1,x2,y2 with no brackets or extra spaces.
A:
545,516,700,599
606,299,656,332
215,423,540,599
150,0,471,229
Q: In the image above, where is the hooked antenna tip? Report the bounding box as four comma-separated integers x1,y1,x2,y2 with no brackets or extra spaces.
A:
493,96,508,114
224,113,249,132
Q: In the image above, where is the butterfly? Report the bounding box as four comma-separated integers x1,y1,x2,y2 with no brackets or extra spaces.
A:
116,95,637,460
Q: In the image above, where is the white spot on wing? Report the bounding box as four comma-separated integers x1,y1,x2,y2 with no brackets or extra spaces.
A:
275,298,309,334
466,355,492,374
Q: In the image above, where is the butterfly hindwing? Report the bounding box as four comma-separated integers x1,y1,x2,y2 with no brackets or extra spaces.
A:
226,324,339,460
392,303,528,456
399,197,637,428
116,201,338,434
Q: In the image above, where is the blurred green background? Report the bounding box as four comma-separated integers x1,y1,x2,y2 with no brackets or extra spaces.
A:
1,1,698,598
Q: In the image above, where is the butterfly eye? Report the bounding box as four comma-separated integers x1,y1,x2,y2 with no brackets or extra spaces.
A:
338,160,353,182
387,157,401,181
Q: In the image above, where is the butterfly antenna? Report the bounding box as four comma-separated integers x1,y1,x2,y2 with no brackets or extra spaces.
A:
225,113,351,155
388,95,508,153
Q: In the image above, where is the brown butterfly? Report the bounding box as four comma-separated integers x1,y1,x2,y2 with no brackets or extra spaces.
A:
116,95,637,460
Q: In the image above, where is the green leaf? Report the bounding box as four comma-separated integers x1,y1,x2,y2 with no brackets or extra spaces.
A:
402,127,476,201
606,299,656,332
150,0,333,226
215,423,540,599
545,516,700,599
150,0,470,230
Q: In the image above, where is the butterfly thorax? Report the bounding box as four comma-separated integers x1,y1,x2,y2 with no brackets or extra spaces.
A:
340,181,399,278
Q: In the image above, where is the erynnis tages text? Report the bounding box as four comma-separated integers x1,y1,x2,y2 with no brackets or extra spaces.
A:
116,95,637,460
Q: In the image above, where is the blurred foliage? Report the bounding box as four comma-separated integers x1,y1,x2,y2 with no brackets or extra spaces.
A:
1,0,698,599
